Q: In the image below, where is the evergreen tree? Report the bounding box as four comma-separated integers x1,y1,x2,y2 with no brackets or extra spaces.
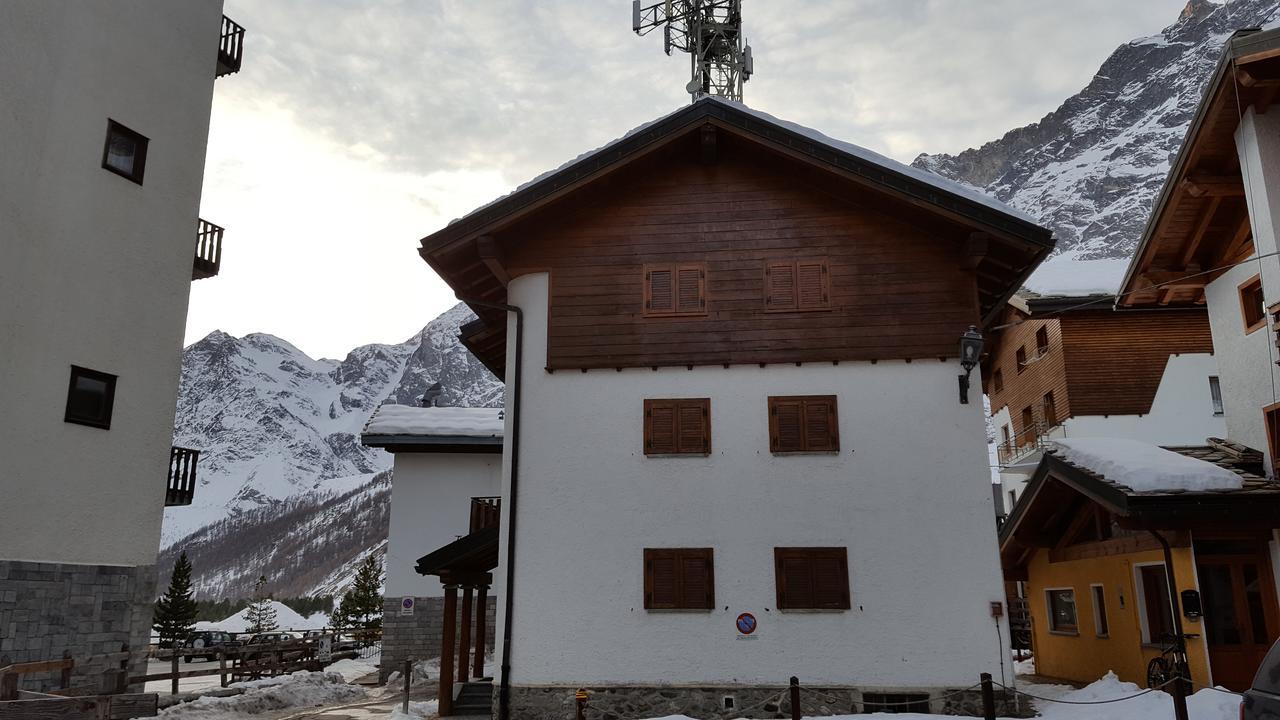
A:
244,575,279,633
153,552,199,648
334,555,383,637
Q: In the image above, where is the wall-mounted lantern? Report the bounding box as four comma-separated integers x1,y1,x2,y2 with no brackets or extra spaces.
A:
959,325,983,405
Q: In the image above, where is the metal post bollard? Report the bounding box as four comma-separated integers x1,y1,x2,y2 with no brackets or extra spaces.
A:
403,659,412,715
789,676,800,720
980,672,995,720
575,688,588,720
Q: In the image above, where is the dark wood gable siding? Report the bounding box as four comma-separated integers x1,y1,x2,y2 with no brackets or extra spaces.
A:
985,309,1070,439
503,141,982,370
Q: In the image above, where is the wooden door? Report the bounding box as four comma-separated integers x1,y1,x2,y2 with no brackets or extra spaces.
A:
1197,543,1280,691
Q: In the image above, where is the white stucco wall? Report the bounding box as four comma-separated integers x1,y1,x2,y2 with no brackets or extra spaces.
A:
493,272,1011,688
0,1,223,566
385,453,502,597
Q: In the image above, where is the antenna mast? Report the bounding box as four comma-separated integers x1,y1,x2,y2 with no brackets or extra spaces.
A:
632,0,753,103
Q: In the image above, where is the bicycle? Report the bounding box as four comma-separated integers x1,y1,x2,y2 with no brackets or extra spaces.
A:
1146,632,1199,689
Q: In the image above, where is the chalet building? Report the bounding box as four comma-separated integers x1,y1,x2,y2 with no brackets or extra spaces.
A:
360,404,503,686
412,97,1053,718
999,438,1280,691
1119,26,1280,478
983,294,1224,514
0,3,241,690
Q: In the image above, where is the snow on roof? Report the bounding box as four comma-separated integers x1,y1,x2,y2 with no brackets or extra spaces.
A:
1053,437,1243,493
451,96,1038,227
363,404,503,438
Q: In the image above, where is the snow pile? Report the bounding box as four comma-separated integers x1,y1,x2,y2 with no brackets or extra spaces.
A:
385,700,438,720
1054,438,1243,492
325,655,380,683
363,405,503,438
194,601,315,633
156,671,366,720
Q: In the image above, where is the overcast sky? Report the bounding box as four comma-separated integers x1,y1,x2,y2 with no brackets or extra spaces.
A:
188,0,1190,359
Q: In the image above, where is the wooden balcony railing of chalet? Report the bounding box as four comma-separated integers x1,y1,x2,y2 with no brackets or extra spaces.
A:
193,219,224,280
469,496,500,534
167,447,200,507
217,15,245,77
995,398,1062,466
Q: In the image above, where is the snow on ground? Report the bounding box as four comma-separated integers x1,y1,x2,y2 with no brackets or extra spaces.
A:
325,653,381,683
194,601,316,633
1013,655,1035,676
155,671,366,720
1054,438,1243,492
384,700,438,720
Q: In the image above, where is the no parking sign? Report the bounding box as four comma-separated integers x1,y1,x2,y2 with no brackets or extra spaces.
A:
736,612,758,640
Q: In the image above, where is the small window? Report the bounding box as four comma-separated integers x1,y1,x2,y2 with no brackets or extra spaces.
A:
1043,391,1057,427
1241,275,1266,333
1035,326,1050,355
644,263,706,317
768,395,839,453
644,398,710,455
101,120,149,184
1092,584,1109,637
774,547,850,610
764,259,830,311
1015,346,1027,373
992,368,1003,394
1021,406,1035,440
862,693,929,714
1045,588,1078,634
1209,376,1224,415
1137,564,1174,643
1008,490,1017,512
64,365,117,429
1266,404,1280,478
1001,425,1011,446
643,548,714,610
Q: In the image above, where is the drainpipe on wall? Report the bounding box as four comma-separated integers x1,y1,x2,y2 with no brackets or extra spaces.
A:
456,295,523,720
1149,529,1190,720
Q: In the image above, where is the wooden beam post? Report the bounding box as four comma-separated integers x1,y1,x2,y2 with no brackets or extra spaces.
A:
473,585,488,679
475,236,510,287
439,585,458,717
457,587,473,684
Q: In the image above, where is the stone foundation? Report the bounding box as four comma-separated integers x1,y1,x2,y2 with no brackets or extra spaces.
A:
0,560,156,693
505,684,1029,719
379,595,497,682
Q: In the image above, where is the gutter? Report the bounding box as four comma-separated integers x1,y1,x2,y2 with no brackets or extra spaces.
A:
456,295,523,720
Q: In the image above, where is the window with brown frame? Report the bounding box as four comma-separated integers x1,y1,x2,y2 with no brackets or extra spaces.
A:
764,259,830,311
643,548,714,609
768,395,838,453
644,398,711,455
1015,346,1027,374
644,263,706,317
992,368,1003,394
1035,326,1050,355
1138,564,1174,643
1241,275,1266,334
1043,391,1057,428
774,547,850,610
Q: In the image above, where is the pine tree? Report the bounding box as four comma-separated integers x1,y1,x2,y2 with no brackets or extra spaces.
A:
334,555,383,638
153,552,199,648
244,575,279,633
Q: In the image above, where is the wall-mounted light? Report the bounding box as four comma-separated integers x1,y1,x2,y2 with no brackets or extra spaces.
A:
959,325,983,405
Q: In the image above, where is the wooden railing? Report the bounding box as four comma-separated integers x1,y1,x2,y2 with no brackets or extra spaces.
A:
217,16,245,77
0,644,156,720
469,497,500,533
193,219,223,280
139,640,357,695
166,447,199,507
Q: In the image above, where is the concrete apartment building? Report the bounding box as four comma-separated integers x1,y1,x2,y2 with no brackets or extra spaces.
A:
0,1,241,689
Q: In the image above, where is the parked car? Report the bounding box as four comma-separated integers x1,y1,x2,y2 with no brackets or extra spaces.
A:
240,631,301,660
1241,637,1280,719
182,631,238,662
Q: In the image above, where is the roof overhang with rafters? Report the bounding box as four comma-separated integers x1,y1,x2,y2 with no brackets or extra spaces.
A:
417,97,1054,379
1119,27,1280,309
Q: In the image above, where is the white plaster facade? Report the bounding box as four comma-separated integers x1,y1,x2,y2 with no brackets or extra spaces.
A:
492,272,1011,690
0,1,224,566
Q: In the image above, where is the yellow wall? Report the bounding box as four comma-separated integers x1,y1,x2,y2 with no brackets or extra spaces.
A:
1025,546,1212,687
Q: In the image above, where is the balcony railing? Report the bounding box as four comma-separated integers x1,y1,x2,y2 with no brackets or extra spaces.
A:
167,447,200,507
469,496,501,534
996,399,1062,467
193,218,223,280
217,15,245,77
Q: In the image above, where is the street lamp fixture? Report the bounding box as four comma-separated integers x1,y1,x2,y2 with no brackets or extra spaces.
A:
958,325,983,405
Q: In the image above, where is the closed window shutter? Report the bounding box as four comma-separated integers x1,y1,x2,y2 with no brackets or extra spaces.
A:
675,264,705,314
765,261,797,310
645,400,677,455
645,548,713,610
679,549,715,609
802,397,839,452
645,549,679,609
646,398,710,455
796,260,828,309
770,399,804,453
676,399,710,454
769,396,838,452
812,552,850,609
646,267,675,315
776,547,849,610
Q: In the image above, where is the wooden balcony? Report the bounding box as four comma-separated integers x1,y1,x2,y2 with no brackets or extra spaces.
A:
469,497,500,534
217,15,245,77
193,219,223,280
167,447,200,507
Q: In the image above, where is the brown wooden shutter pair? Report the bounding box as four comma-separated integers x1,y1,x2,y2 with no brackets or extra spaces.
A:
644,263,706,316
644,398,711,455
644,548,715,609
765,259,830,311
774,547,850,610
768,395,839,453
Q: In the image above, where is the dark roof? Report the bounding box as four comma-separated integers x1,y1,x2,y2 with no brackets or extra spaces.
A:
415,528,499,577
360,435,502,454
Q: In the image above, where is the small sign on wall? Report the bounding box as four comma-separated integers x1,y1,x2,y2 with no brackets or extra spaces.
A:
735,612,758,640
400,597,415,616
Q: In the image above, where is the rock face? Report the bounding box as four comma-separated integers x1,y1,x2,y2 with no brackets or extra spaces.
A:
913,0,1280,261
162,303,502,599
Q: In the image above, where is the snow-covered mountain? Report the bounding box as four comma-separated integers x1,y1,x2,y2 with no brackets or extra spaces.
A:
162,303,502,599
914,0,1280,290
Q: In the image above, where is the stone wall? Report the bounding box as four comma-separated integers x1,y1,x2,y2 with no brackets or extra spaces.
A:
0,560,156,692
505,684,1029,719
379,595,497,682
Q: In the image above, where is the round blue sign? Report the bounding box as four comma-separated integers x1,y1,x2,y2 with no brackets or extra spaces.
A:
736,612,757,635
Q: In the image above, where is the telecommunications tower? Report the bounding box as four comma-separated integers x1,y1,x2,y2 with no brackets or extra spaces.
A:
632,0,754,102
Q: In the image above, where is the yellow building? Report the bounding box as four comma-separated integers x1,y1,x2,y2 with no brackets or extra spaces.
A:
999,440,1280,691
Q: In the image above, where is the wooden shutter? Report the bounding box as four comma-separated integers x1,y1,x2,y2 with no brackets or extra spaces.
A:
645,549,679,609
644,548,714,609
645,266,675,315
766,259,830,311
675,264,706,314
645,398,710,455
769,395,838,453
765,261,797,310
796,260,829,309
645,263,706,317
679,549,715,609
775,547,849,610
